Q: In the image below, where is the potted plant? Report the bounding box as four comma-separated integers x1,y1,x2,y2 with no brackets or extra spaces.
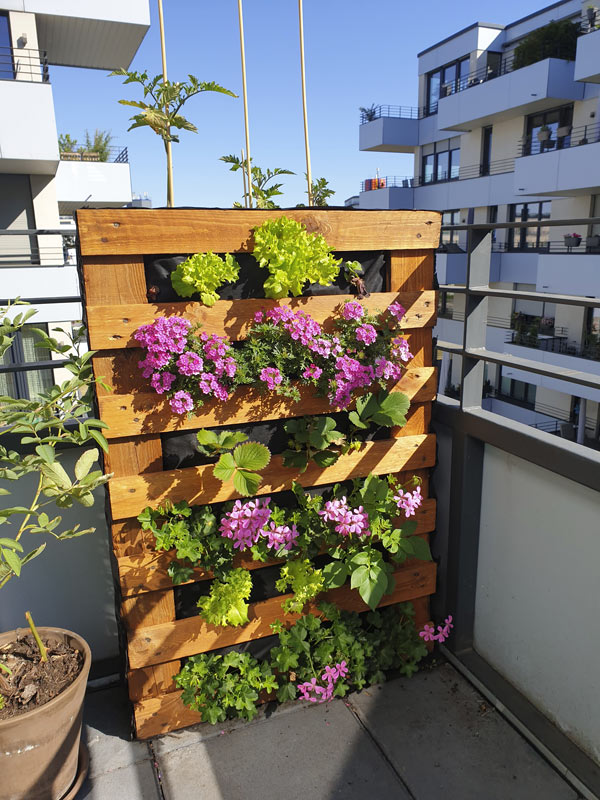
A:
0,304,111,800
537,124,552,142
586,234,600,248
564,232,582,247
556,124,572,138
359,104,378,122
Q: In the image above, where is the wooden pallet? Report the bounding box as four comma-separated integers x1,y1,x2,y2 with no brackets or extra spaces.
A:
76,208,440,739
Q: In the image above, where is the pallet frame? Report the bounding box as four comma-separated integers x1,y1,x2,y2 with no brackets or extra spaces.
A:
76,208,440,739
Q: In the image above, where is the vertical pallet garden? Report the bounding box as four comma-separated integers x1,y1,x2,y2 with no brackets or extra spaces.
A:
76,208,440,738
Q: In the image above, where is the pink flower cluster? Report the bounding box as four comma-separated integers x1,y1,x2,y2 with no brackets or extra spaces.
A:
218,499,299,553
355,323,377,346
391,337,413,363
393,486,423,518
135,317,192,377
420,615,454,644
342,301,364,321
303,364,323,380
388,302,406,321
318,497,371,538
297,661,349,703
219,498,272,550
374,357,402,381
330,356,375,409
259,367,283,390
265,306,323,346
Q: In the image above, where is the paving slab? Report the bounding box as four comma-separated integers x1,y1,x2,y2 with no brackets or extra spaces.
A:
156,699,412,800
81,686,150,779
75,761,161,800
348,662,580,800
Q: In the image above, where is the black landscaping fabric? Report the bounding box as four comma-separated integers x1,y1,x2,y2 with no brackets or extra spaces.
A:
144,251,387,303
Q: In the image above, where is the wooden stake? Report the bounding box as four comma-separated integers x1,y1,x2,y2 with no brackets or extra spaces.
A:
241,149,248,208
298,0,313,206
157,0,174,207
237,0,253,208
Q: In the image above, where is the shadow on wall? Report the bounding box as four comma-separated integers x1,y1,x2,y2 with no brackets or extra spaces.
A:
0,448,118,663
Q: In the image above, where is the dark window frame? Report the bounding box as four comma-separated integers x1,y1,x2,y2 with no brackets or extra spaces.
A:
426,54,470,115
508,201,552,251
0,324,55,400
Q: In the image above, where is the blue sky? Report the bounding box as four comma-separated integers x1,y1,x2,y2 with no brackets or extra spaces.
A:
52,0,547,208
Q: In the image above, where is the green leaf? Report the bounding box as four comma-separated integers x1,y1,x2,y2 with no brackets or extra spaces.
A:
41,461,71,490
75,448,98,481
2,548,21,576
233,442,270,472
213,453,236,482
358,565,389,610
196,429,218,446
312,450,339,468
89,429,109,454
233,470,261,497
0,538,23,552
348,411,367,429
35,444,55,464
322,561,348,589
220,432,248,450
407,536,432,561
350,565,369,589
0,488,9,496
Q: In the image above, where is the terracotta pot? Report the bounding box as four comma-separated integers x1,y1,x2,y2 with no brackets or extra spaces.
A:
0,627,91,800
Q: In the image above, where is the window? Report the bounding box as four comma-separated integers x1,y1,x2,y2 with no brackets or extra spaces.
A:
438,291,455,318
524,105,573,155
0,13,14,81
441,210,460,245
509,202,551,250
421,140,460,184
498,371,537,407
481,126,493,175
427,55,469,113
0,324,55,401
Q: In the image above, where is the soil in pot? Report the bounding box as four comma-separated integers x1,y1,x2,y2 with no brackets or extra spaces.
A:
0,633,83,721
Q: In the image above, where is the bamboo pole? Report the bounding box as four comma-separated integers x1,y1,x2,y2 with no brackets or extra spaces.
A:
298,0,313,206
237,0,253,208
241,148,248,208
157,0,174,207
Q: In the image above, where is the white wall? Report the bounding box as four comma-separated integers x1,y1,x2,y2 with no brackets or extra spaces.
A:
0,448,118,662
55,161,132,208
475,445,600,763
0,81,58,173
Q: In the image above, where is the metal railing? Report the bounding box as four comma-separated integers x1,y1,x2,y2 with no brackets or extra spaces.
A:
579,10,599,33
359,105,425,124
361,158,515,192
517,121,600,157
492,238,600,254
0,228,77,268
440,53,517,97
0,46,49,83
59,146,129,164
507,330,600,362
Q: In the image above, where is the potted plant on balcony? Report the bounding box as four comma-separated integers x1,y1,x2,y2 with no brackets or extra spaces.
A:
537,125,552,142
0,304,111,800
556,124,572,138
564,232,582,248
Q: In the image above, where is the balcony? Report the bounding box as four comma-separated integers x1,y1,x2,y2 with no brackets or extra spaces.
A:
575,26,600,82
0,78,58,173
514,122,600,195
437,58,584,132
537,252,600,295
31,1,150,70
359,106,421,153
55,150,132,213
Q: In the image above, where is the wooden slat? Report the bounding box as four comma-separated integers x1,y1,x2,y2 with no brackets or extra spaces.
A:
98,367,437,440
76,209,442,256
86,291,437,350
132,594,432,739
80,255,148,306
128,562,437,670
390,250,435,292
117,498,437,597
109,434,435,520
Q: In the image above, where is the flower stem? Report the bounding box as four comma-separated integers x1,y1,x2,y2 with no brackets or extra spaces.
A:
25,611,47,662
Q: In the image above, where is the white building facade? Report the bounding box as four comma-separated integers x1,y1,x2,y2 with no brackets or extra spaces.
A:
0,1,149,399
357,0,600,445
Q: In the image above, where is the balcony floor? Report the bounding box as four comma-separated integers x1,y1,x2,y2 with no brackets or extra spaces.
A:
75,662,581,799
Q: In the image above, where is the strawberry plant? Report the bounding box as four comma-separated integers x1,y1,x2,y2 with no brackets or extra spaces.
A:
212,441,271,496
348,389,410,434
282,416,345,472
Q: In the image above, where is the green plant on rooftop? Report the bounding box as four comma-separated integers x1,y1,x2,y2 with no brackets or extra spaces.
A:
112,69,237,207
512,20,580,70
221,154,295,209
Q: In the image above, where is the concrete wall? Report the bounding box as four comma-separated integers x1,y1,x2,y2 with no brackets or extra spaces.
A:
0,447,118,663
0,81,58,173
475,445,600,763
575,28,600,83
503,342,600,402
515,142,600,197
359,118,419,154
55,161,132,208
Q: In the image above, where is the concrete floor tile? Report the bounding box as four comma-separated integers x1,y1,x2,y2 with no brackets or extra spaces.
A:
348,663,579,800
75,761,161,800
83,686,151,779
157,700,411,800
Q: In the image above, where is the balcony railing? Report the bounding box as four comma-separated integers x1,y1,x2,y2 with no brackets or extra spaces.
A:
578,10,599,33
517,121,600,157
361,158,515,192
507,330,600,362
0,46,49,83
440,53,517,97
359,105,425,124
492,238,600,254
59,146,129,164
0,228,77,268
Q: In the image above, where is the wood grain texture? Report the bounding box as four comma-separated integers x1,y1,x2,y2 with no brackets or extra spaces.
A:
98,367,437,440
128,562,436,670
86,291,437,350
389,250,435,292
132,595,431,738
76,209,441,256
117,499,436,597
108,434,435,520
80,256,148,306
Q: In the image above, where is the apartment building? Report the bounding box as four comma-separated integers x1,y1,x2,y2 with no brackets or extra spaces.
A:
356,0,600,445
0,1,149,399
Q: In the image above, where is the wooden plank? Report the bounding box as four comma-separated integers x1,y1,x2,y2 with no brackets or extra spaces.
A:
76,209,442,256
98,367,437,440
86,291,437,350
127,562,437,669
80,255,148,306
117,498,437,597
389,250,436,293
133,594,432,738
109,434,435,520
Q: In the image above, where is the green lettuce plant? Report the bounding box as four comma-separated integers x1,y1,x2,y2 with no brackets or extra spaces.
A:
170,252,240,306
252,217,343,299
197,567,253,627
0,304,111,589
275,558,324,614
